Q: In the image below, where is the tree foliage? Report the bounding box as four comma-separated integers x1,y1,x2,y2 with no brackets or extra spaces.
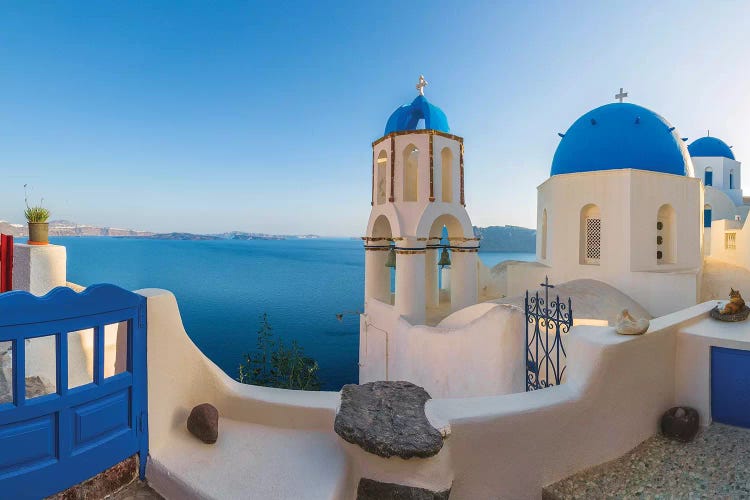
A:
237,313,321,391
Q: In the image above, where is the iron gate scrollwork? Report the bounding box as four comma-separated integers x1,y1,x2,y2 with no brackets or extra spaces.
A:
525,276,572,391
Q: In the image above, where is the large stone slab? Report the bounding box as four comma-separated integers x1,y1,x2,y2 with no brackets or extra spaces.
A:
334,381,443,459
357,478,450,500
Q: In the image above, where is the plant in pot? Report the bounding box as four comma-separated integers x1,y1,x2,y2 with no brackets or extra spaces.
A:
24,185,50,245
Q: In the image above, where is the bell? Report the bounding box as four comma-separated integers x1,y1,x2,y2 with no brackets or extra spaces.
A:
438,247,451,268
385,247,396,268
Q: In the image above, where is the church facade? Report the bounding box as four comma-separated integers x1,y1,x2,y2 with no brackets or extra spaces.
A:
529,102,704,316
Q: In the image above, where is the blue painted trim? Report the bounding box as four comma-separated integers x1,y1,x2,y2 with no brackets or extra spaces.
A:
704,208,712,227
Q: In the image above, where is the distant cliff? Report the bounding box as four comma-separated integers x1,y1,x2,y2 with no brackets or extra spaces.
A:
473,225,536,253
0,220,319,240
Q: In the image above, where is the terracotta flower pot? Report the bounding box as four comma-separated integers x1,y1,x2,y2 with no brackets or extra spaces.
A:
27,222,49,245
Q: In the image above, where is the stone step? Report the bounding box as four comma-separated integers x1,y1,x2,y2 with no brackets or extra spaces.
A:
147,418,349,500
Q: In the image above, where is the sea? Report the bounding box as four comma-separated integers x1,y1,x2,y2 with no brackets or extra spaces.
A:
55,237,534,390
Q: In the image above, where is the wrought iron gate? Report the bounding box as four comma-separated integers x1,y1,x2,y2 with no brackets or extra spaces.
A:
525,277,572,391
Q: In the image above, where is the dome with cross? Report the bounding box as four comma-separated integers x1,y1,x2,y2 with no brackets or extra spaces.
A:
383,76,450,136
550,102,693,177
688,136,735,160
384,95,450,136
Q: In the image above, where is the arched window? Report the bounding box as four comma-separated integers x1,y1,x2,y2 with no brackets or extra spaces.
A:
704,204,712,228
580,204,601,265
705,167,713,186
541,209,548,260
376,151,387,205
657,204,675,264
441,147,453,202
730,169,735,189
403,144,418,202
371,215,394,304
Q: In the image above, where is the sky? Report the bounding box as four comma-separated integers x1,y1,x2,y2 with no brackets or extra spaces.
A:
1,1,749,236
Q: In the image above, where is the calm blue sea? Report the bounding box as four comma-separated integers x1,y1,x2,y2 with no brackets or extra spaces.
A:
54,237,534,390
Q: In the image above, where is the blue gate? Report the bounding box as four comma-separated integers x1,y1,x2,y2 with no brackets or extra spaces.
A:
525,277,572,391
0,284,147,499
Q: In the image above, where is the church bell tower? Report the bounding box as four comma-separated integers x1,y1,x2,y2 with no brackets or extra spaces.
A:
363,77,479,325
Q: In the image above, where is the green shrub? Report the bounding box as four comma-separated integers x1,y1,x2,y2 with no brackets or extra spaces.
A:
24,206,50,223
23,184,50,223
237,313,321,391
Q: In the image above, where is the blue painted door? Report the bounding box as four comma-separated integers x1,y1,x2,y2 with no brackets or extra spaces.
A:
711,346,750,428
0,285,147,499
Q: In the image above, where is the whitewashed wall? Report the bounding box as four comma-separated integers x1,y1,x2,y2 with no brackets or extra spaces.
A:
359,298,525,398
427,301,716,499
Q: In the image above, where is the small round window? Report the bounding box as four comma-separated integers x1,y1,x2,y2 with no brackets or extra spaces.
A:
657,221,663,230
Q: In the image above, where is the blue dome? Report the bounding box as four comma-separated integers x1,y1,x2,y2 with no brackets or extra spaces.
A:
384,95,450,136
688,136,735,160
550,103,693,177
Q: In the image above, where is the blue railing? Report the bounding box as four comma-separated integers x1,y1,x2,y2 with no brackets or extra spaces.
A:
0,284,147,499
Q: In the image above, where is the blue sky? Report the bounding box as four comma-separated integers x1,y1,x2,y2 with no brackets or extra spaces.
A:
2,1,749,235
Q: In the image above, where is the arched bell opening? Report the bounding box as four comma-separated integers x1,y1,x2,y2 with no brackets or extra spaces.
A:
424,213,475,318
366,215,395,306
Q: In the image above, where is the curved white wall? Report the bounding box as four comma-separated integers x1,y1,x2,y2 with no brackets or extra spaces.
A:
137,287,729,500
360,299,525,398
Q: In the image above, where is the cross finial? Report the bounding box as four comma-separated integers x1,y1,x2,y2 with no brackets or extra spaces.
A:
615,87,628,103
416,75,428,96
540,276,554,289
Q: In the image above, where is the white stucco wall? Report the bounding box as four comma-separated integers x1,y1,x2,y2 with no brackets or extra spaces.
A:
359,298,525,398
12,244,66,296
705,186,742,224
136,287,740,499
528,170,702,316
426,301,717,499
139,289,351,500
707,218,750,269
693,156,743,206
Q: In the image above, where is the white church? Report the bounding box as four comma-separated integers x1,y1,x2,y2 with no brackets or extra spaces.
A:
360,78,750,398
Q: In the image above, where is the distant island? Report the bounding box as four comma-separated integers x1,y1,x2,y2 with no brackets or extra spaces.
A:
0,219,535,250
0,220,320,241
473,225,536,253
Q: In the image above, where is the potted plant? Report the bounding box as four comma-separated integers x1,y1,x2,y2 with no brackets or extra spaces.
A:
24,185,50,245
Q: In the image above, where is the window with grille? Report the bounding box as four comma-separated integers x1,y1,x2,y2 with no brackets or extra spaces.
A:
585,217,601,264
725,232,737,250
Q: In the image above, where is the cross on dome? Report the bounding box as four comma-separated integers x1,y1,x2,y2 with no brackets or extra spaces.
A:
615,87,628,103
416,75,428,96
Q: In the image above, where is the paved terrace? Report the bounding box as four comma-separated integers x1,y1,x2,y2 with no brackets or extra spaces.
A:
544,424,750,499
